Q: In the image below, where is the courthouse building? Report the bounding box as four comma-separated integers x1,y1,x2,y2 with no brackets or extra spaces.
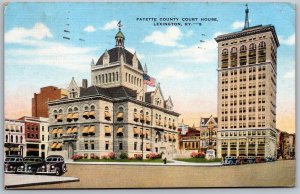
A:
47,25,180,159
215,6,279,158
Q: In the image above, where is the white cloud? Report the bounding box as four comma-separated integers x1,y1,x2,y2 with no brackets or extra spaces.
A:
5,23,53,43
143,26,183,47
84,25,96,32
101,20,118,31
5,23,98,71
158,67,190,80
283,68,295,79
231,20,251,30
279,33,295,46
157,38,218,64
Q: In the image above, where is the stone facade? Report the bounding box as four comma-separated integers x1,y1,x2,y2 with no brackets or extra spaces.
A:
215,10,279,158
48,26,180,160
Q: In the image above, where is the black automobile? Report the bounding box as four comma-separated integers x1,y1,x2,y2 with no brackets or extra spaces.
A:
36,155,67,176
16,156,45,175
4,155,24,173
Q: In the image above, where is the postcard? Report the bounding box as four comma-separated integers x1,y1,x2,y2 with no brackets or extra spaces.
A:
3,2,295,189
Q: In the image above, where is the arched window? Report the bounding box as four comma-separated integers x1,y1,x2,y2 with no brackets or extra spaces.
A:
131,75,134,84
109,73,111,82
74,107,78,112
98,75,101,84
231,47,237,53
116,72,119,81
249,43,256,50
90,105,95,111
258,41,266,63
10,135,13,143
68,108,73,113
119,106,124,112
58,109,63,114
239,45,247,66
222,48,228,54
112,72,115,82
105,74,108,83
105,106,109,111
249,43,257,64
240,45,247,52
5,135,8,142
84,106,89,111
221,49,229,68
125,73,128,82
16,136,18,143
259,41,266,48
102,74,104,83
20,136,23,143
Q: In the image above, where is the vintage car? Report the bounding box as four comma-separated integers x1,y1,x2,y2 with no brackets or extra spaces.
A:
255,156,265,163
265,156,275,162
16,156,45,174
246,156,256,164
236,156,248,165
4,155,24,173
223,156,238,165
36,155,67,176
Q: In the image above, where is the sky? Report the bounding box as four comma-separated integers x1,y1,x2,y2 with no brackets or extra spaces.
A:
4,2,295,133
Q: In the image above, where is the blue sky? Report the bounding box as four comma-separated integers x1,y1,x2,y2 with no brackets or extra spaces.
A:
4,2,295,132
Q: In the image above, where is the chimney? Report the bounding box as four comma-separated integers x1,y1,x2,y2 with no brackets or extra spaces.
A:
82,79,88,89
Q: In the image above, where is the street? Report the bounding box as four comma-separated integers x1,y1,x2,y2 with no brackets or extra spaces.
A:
10,160,295,189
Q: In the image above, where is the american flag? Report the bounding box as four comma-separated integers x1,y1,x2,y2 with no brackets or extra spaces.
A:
143,74,156,87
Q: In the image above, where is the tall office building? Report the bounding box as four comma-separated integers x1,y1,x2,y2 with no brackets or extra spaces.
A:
215,5,279,158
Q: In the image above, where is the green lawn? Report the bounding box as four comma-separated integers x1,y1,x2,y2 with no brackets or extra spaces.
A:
74,158,169,163
175,158,222,163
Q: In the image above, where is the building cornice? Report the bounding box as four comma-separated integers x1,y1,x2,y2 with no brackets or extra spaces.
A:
215,25,280,47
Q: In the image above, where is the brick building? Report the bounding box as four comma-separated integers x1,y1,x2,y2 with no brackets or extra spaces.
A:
32,86,67,118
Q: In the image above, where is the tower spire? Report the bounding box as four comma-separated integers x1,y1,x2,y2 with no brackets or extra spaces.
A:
115,20,125,48
244,4,250,29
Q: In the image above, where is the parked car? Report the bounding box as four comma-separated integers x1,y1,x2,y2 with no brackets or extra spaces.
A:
246,156,256,164
223,156,238,165
17,156,45,174
265,156,275,162
36,155,67,176
4,155,24,173
236,156,248,165
255,156,265,163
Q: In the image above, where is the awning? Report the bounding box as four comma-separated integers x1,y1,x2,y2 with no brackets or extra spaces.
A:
104,126,111,133
55,143,62,149
72,113,79,119
83,111,89,116
133,127,139,135
146,116,150,122
72,127,78,133
57,115,63,120
105,111,111,118
57,128,64,134
89,111,95,117
146,143,150,149
52,128,58,134
89,126,96,133
117,127,123,133
67,113,73,119
140,114,145,121
117,112,124,119
82,126,89,134
66,127,73,134
51,143,57,149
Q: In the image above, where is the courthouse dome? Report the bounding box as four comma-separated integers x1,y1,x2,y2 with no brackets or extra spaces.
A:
95,23,143,71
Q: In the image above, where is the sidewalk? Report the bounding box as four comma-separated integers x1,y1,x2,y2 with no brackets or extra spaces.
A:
5,174,79,189
66,160,222,166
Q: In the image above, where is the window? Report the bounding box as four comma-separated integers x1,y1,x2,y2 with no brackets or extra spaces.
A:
240,45,247,66
42,135,44,141
21,136,23,143
105,141,109,150
42,126,44,132
91,142,95,150
140,142,143,151
84,142,88,150
134,142,137,150
16,136,18,143
119,142,123,150
10,135,13,142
